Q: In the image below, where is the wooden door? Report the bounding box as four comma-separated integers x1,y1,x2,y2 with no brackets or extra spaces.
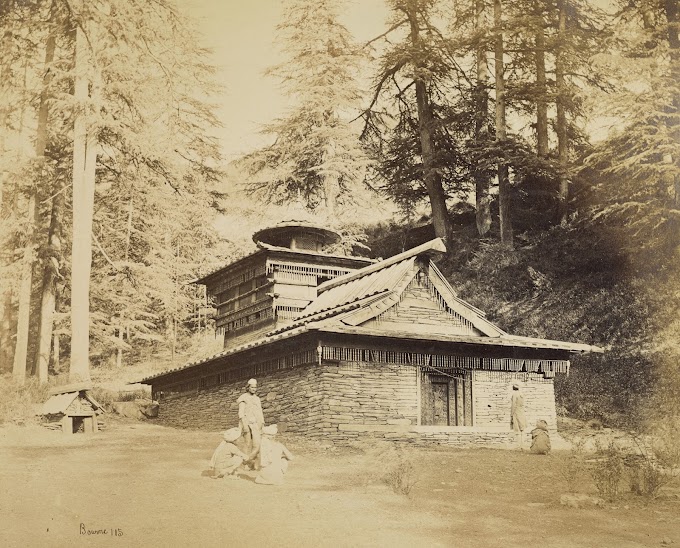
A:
432,383,449,426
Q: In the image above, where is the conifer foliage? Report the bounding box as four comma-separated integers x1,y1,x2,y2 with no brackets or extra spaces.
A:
244,0,371,215
0,0,231,381
584,0,680,252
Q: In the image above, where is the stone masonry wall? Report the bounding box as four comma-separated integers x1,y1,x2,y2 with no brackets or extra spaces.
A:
334,424,522,448
156,360,419,437
156,363,557,448
157,364,326,433
472,371,557,432
315,361,418,440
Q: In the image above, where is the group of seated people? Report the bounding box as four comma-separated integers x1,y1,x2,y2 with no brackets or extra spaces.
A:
209,423,294,485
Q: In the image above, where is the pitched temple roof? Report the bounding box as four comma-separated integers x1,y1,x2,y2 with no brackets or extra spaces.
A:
139,238,603,384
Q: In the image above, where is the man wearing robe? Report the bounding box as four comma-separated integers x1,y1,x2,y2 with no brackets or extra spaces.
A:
237,378,265,462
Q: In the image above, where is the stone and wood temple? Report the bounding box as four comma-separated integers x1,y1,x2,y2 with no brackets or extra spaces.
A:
140,220,602,446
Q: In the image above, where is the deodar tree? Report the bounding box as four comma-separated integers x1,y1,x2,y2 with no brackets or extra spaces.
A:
243,0,370,216
579,0,680,433
362,0,459,244
0,0,229,382
585,0,680,249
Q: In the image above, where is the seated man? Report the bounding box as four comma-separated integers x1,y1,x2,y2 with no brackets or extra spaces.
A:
209,427,248,479
530,419,551,455
255,424,294,486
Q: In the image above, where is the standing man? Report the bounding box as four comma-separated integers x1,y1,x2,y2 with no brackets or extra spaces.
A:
238,378,265,463
511,382,526,450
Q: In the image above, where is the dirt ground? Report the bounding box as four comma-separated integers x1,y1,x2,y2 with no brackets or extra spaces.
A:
1,420,678,548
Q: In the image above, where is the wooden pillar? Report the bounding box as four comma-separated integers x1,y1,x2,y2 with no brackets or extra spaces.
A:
61,416,72,435
416,366,421,426
470,370,476,426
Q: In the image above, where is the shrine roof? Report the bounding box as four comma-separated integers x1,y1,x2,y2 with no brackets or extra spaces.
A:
137,319,602,384
138,238,603,385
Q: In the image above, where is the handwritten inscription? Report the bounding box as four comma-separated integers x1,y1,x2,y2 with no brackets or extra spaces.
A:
80,524,123,537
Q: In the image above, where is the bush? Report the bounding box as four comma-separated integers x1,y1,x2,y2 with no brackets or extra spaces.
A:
627,456,666,498
382,452,418,496
560,437,586,492
590,440,625,501
627,428,680,498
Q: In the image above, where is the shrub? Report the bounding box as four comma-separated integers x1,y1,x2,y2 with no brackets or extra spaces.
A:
116,389,150,402
382,456,418,496
627,429,680,498
590,440,625,501
627,456,666,498
373,444,419,497
560,437,586,492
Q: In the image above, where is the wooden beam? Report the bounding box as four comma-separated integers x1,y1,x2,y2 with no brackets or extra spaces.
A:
318,239,446,294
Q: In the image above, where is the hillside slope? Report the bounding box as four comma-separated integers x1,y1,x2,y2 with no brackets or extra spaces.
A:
367,219,680,429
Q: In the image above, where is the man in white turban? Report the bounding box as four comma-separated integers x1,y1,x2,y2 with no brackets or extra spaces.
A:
209,427,247,479
255,424,294,485
237,378,265,463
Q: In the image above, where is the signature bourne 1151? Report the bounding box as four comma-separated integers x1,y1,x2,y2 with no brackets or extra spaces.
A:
80,524,123,537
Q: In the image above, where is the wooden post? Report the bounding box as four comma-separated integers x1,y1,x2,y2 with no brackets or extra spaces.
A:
61,416,72,435
416,365,421,426
471,370,476,426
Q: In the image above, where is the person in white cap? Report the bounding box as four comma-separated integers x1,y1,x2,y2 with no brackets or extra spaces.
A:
237,378,265,463
209,427,247,479
511,382,526,450
255,424,294,485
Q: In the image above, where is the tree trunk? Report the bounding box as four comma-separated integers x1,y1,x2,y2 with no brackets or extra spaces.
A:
35,181,64,382
322,140,339,217
475,0,492,237
12,195,35,384
69,14,96,383
1,290,13,369
13,18,57,383
0,45,11,368
535,12,549,157
114,193,133,368
53,330,60,372
494,0,513,247
10,58,32,382
556,0,569,223
0,24,12,210
408,9,451,244
125,194,133,261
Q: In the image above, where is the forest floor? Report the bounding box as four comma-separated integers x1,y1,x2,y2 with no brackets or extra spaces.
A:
1,419,679,548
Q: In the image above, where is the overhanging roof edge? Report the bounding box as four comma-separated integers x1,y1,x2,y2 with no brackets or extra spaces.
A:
314,325,604,354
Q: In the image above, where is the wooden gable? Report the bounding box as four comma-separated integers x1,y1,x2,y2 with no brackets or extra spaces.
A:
356,270,484,336
334,256,508,340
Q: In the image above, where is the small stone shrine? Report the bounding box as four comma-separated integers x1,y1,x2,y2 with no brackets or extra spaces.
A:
41,383,104,434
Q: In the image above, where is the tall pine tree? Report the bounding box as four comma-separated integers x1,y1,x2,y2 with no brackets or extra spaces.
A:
244,0,370,216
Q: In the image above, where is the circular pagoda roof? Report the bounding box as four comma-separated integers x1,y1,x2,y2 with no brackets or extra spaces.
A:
252,221,341,248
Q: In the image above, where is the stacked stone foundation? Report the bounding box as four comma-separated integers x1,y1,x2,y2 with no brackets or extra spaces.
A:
155,361,557,446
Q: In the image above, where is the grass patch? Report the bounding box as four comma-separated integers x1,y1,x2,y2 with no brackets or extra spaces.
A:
0,374,51,425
